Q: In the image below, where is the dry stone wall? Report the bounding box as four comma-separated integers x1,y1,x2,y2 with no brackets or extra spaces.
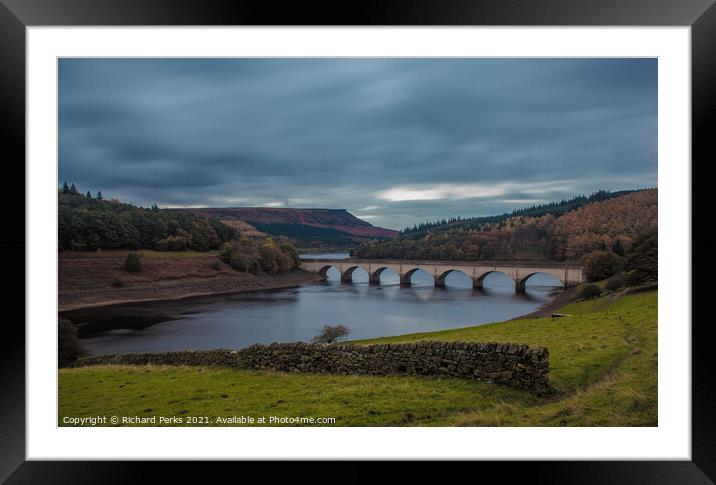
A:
75,341,550,392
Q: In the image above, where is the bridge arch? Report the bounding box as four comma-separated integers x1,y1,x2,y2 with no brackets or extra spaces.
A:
318,265,337,277
399,267,434,287
515,271,564,293
435,269,472,288
369,267,400,285
473,270,515,290
340,265,369,283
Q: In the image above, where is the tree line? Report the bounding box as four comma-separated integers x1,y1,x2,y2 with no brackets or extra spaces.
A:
58,184,238,251
400,190,636,238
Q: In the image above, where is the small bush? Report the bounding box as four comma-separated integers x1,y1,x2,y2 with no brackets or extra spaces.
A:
211,261,221,271
110,278,125,288
58,318,88,367
578,283,602,300
604,273,625,291
124,253,142,273
312,324,351,344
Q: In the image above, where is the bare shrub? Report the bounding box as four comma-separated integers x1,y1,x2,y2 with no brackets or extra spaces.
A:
311,324,351,344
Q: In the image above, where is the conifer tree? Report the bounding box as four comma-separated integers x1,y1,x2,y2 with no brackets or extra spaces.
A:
611,238,625,257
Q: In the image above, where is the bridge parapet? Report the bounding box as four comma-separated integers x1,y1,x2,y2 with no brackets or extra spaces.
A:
300,259,583,293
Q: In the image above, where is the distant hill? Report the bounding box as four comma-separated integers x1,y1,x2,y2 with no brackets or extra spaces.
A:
354,189,657,262
173,207,399,248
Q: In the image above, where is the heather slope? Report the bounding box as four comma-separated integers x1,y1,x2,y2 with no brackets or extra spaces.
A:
174,207,399,248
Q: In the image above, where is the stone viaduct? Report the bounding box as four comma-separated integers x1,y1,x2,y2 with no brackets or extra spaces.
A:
300,258,583,292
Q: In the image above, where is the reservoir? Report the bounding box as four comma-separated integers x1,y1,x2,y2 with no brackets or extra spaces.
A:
67,253,563,355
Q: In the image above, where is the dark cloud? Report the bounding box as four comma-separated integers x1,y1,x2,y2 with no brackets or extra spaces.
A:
59,58,657,229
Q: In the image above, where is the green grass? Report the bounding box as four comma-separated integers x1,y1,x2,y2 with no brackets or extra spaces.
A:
59,290,657,426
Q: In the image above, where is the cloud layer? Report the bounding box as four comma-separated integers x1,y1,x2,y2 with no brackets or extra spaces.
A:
59,58,657,229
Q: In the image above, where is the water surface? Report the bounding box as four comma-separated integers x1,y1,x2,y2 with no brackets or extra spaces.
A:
66,254,562,355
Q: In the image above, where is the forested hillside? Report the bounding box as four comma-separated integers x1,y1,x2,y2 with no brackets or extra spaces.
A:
354,189,657,262
550,190,657,259
401,190,634,238
58,185,238,251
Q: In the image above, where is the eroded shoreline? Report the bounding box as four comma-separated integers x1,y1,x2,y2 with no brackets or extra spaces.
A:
58,251,325,312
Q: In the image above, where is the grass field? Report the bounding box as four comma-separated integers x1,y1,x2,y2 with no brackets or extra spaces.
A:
58,290,657,426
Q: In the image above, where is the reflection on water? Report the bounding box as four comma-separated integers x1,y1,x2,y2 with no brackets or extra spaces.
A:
299,252,351,260
65,255,563,355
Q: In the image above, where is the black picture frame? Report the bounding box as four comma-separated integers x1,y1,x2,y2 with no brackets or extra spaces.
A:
1,0,712,482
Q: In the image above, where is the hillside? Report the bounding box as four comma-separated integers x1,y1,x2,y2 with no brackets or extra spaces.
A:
174,207,399,248
551,189,657,259
354,189,657,262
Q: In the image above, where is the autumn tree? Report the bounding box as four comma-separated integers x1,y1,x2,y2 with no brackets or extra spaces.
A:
219,237,299,275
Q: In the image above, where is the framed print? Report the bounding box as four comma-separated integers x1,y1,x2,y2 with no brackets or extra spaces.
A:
1,0,713,481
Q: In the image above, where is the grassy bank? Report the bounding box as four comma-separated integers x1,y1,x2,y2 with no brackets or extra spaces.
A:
59,290,657,426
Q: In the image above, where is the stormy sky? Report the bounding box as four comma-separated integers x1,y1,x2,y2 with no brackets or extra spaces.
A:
59,58,657,230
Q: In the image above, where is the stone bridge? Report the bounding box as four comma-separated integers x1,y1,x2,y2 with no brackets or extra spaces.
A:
300,258,583,293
